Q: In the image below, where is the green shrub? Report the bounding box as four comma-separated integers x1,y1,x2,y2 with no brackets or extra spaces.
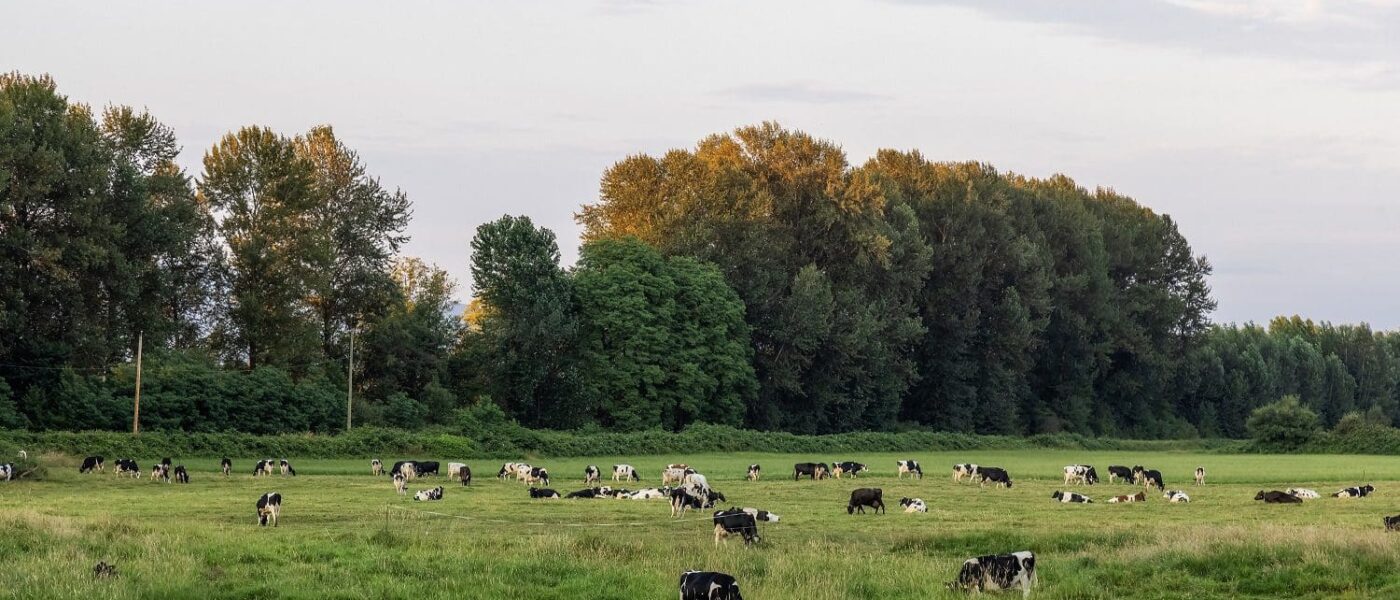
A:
1246,395,1319,452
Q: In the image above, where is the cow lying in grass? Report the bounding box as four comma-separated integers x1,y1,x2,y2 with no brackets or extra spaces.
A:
1052,490,1092,503
1108,492,1146,503
414,486,444,502
1333,485,1375,499
901,497,928,512
529,488,560,499
1255,490,1303,503
948,551,1037,598
1163,490,1190,503
1286,488,1320,500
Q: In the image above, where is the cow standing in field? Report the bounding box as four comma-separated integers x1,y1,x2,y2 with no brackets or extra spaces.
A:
584,465,600,485
897,460,923,480
393,473,408,496
413,461,439,477
447,463,468,479
256,492,282,527
1063,465,1098,486
497,463,519,479
0,464,11,481
663,467,696,486
1052,490,1092,503
1195,466,1206,485
253,460,275,477
1334,485,1375,499
948,551,1037,599
900,497,928,513
458,465,472,486
115,459,140,478
613,464,640,482
746,464,760,481
279,460,297,477
1385,515,1400,531
793,463,829,480
392,461,418,480
371,459,383,476
832,461,867,479
679,571,743,600
1106,465,1133,484
524,467,550,486
150,463,170,483
1140,469,1164,491
980,467,1013,488
173,465,190,484
953,463,978,483
80,456,105,474
1255,490,1303,503
712,509,760,546
221,458,232,477
848,488,885,514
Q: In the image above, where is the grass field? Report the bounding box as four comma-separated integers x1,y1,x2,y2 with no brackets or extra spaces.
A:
3,451,1400,599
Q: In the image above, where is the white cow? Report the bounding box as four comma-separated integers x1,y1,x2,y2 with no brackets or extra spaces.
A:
1286,487,1320,500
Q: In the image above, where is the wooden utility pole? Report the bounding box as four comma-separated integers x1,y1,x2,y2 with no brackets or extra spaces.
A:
132,332,143,435
346,327,354,431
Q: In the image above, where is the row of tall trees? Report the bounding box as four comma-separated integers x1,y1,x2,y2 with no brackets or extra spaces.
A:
5,76,1399,438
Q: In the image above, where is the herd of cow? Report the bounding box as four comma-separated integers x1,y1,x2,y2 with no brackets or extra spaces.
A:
13,451,1396,598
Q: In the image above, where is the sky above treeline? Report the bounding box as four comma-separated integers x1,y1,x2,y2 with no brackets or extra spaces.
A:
5,0,1399,327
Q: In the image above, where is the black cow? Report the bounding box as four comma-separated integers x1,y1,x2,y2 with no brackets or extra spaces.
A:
1107,465,1133,484
1255,490,1303,504
1140,469,1164,491
162,457,173,470
221,458,232,477
949,551,1037,597
679,571,743,600
256,492,282,527
833,461,867,478
793,462,829,480
848,488,885,514
529,488,560,499
173,465,189,484
712,508,760,545
980,467,1013,488
459,465,472,486
1385,515,1400,531
415,461,440,477
80,456,104,474
1334,484,1376,498
567,487,604,499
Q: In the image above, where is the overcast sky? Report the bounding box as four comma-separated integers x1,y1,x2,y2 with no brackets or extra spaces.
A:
5,0,1399,327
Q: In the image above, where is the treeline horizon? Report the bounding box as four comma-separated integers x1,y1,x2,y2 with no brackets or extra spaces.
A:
3,73,1399,439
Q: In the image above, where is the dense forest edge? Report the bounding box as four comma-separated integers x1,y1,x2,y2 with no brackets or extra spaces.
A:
6,73,1400,451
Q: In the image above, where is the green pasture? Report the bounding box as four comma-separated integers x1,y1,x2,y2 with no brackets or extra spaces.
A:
3,451,1400,599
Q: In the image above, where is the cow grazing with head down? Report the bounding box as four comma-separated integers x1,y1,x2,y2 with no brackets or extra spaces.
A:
948,551,1037,599
848,488,885,514
1195,466,1206,485
1052,490,1092,503
1106,465,1133,484
393,473,408,496
612,464,639,482
900,497,928,513
793,463,829,480
670,486,724,517
371,459,383,476
746,464,760,481
413,461,439,477
256,492,282,527
679,571,743,600
1163,490,1190,503
1108,492,1147,503
1139,469,1164,491
897,460,923,480
414,486,444,502
712,509,760,546
529,487,561,499
1334,485,1375,499
1256,490,1303,503
1286,487,1320,500
979,467,1012,488
1063,465,1098,486
279,460,297,477
832,461,867,479
1385,515,1400,532
173,465,189,484
662,467,694,486
80,456,105,474
221,458,232,477
150,463,170,483
115,459,140,478
952,463,978,483
583,465,600,485
497,463,519,479
525,467,550,486
253,459,276,477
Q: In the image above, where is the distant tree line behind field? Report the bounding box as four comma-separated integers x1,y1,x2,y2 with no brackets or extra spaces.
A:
3,73,1398,440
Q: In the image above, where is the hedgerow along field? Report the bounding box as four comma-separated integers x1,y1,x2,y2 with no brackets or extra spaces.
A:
3,451,1400,599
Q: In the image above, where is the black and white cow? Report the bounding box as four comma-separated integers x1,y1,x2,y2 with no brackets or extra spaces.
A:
712,509,760,546
497,463,519,479
414,486,444,502
371,459,383,476
948,551,1037,598
900,497,928,513
1140,469,1165,491
1385,515,1400,532
150,463,170,483
448,462,468,479
115,459,141,478
1130,465,1147,485
256,492,282,526
1255,490,1303,503
1334,485,1376,499
897,459,923,480
173,465,189,484
80,456,105,474
679,571,743,600
848,488,885,514
670,486,724,517
1106,465,1134,484
279,460,297,477
0,463,11,482
393,472,408,495
746,464,760,481
221,458,232,477
612,464,640,482
952,463,978,483
1163,490,1190,503
458,465,472,486
526,467,550,486
1063,465,1098,485
529,487,561,499
793,462,829,480
741,507,780,522
252,459,275,477
832,461,867,479
1286,487,1320,500
1194,466,1206,485
980,467,1013,488
1051,490,1092,503
392,461,418,479
627,487,670,500
162,457,173,471
566,487,605,499
584,465,600,485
